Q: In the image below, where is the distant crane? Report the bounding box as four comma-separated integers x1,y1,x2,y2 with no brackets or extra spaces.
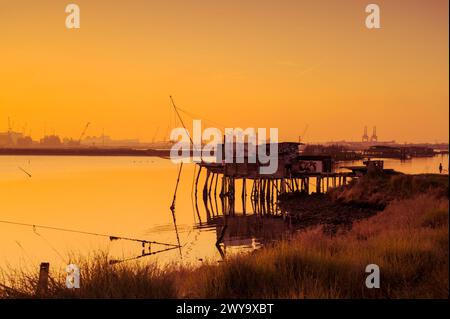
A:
370,126,378,142
7,117,12,134
7,117,12,145
362,126,369,142
298,124,309,143
78,122,90,145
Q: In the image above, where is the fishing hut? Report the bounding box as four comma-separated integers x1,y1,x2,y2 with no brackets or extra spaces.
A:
195,142,355,216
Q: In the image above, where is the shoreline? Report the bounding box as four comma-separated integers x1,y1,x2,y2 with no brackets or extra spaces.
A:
1,172,448,298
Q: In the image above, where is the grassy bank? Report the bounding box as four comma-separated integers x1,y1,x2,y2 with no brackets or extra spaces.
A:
1,174,448,298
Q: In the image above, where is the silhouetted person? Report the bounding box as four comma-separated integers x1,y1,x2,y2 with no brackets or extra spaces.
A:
439,163,443,174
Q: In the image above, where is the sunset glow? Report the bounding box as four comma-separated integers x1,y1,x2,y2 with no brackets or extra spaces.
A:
1,0,448,143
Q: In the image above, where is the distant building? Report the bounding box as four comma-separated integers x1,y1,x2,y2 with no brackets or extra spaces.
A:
0,131,24,146
63,137,81,146
16,136,33,147
82,135,140,147
302,144,362,161
0,133,12,146
322,140,396,151
40,135,62,146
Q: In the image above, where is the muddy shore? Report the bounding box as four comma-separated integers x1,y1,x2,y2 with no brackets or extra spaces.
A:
278,192,381,234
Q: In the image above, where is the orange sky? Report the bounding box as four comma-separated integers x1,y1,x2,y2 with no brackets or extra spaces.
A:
0,0,448,143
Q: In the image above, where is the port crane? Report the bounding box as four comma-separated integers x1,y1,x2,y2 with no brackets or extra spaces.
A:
298,124,309,143
78,122,90,145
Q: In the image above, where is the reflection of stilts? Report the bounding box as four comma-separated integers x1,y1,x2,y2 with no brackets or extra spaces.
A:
170,164,183,257
215,224,228,260
203,171,212,221
213,177,220,215
168,96,197,258
194,166,203,224
194,163,354,218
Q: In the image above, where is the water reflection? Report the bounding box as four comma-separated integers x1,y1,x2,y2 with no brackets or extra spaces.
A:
0,154,447,271
192,172,292,260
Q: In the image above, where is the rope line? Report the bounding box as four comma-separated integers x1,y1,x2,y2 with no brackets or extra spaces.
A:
0,219,180,248
174,106,226,130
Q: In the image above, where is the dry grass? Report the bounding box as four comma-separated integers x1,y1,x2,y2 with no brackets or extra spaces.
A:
1,175,448,299
0,253,181,299
330,173,449,207
184,193,448,299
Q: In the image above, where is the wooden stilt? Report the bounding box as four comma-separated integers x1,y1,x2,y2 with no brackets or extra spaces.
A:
214,172,219,196
242,178,247,214
316,176,321,193
220,174,225,198
231,178,235,215
208,173,215,197
203,171,210,200
194,166,202,197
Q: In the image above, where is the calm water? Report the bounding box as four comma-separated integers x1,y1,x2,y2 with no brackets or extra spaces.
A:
0,154,448,272
337,154,449,175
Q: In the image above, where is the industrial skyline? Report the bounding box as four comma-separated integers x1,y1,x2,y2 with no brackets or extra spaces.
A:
0,118,448,147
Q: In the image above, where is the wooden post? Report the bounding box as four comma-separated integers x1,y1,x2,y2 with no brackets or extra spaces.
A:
257,179,261,214
272,180,276,202
231,178,235,215
222,176,227,213
194,166,202,196
260,179,265,202
208,173,215,198
253,180,258,204
290,179,295,192
36,262,49,297
262,179,268,214
271,180,276,213
316,176,321,193
231,177,235,198
250,179,255,200
203,175,212,221
220,175,225,198
242,178,247,214
214,172,219,196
